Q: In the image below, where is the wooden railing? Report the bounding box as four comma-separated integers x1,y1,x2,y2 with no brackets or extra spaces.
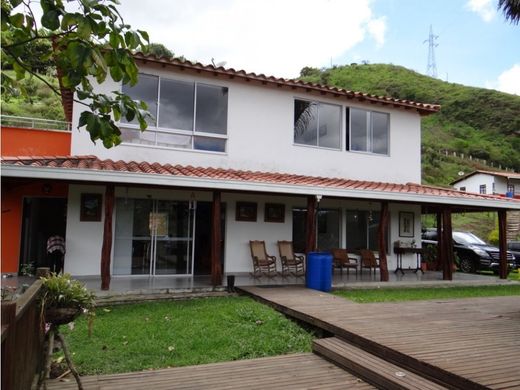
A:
1,280,44,390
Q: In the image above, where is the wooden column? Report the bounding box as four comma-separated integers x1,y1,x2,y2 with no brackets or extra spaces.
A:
378,201,389,282
100,184,114,290
211,190,222,286
498,209,508,279
436,211,443,271
305,195,317,254
441,208,453,280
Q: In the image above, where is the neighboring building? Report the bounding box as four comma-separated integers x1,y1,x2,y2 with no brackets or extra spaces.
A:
2,54,520,286
451,170,520,198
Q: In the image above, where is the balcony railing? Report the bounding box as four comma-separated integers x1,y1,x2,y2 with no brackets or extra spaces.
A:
0,115,71,131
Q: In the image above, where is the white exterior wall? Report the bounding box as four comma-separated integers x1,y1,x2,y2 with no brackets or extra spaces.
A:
63,184,422,276
454,174,495,194
71,65,422,184
64,184,105,275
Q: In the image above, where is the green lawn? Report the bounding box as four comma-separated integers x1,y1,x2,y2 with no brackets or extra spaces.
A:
334,284,520,303
60,296,313,375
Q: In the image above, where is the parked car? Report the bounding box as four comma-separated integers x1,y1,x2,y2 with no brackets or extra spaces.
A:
508,241,520,264
421,229,517,274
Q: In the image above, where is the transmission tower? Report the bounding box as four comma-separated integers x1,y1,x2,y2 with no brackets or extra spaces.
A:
424,25,438,78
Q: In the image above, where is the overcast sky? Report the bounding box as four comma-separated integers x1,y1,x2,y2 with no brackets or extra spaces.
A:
117,0,519,94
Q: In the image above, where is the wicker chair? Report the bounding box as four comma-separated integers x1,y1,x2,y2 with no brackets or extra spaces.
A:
359,249,380,276
249,240,277,277
331,248,358,276
277,240,305,276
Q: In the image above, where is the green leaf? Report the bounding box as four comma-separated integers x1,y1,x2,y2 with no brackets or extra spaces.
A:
109,65,123,82
77,19,91,39
10,0,24,8
41,10,60,30
137,30,149,43
9,13,25,28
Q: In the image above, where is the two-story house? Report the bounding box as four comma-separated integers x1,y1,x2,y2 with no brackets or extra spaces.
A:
3,53,519,288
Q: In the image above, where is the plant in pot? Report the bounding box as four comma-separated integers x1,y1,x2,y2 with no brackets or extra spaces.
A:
37,273,95,390
40,273,95,326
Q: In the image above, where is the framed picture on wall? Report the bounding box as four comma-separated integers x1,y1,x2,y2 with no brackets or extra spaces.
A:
80,193,102,222
236,202,257,222
264,203,285,223
399,211,414,237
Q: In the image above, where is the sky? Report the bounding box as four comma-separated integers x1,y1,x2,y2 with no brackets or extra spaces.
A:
118,0,518,95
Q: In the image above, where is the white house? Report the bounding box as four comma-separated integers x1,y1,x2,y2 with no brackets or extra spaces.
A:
451,170,520,197
3,53,520,288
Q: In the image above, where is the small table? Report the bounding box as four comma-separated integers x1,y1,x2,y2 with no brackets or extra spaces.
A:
393,247,424,275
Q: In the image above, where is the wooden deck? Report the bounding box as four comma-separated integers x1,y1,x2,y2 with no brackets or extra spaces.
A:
46,353,374,389
240,286,520,390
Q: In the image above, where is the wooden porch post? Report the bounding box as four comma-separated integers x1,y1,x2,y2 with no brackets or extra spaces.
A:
436,211,443,271
441,207,453,280
211,190,222,286
378,201,389,282
498,209,508,279
305,195,317,254
101,184,114,291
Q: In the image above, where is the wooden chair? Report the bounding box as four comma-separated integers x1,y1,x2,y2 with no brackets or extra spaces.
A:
331,248,358,276
249,240,277,277
277,240,305,276
359,249,380,276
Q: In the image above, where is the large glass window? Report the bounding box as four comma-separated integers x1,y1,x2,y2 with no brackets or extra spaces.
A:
345,210,381,251
348,108,389,155
291,208,340,253
294,99,341,149
121,74,228,152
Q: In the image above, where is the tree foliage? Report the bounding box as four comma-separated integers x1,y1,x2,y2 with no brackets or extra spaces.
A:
498,0,520,24
1,0,151,148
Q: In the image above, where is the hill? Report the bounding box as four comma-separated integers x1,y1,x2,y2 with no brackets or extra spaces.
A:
299,64,520,187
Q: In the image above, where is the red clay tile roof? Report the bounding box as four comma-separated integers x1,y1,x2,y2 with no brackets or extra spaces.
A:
4,156,518,206
132,52,441,116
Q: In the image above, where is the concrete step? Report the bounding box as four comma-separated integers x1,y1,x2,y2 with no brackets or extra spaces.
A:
313,337,448,390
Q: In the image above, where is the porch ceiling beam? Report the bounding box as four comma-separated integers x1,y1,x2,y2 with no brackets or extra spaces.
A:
4,166,519,211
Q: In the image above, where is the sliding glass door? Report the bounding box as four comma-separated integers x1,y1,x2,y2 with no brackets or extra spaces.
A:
113,198,194,275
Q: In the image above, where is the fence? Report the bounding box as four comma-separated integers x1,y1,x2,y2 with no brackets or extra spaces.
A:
0,115,71,132
433,149,517,173
1,280,44,390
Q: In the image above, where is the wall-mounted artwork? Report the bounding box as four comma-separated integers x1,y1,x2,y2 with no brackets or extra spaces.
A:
236,202,257,222
399,211,414,237
80,193,102,222
264,203,285,223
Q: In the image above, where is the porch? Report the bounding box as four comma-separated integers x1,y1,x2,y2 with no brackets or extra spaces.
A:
75,270,512,298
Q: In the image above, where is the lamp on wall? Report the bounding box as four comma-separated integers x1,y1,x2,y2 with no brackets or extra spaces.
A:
42,183,52,194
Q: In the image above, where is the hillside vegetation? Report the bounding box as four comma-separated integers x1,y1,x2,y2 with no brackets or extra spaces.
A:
299,64,520,186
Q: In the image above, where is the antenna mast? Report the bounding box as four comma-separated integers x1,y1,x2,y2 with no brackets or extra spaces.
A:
424,25,438,78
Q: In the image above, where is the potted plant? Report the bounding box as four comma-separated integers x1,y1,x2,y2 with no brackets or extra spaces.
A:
40,273,95,326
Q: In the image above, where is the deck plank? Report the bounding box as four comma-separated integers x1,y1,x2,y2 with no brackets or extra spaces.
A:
240,286,520,390
46,353,374,389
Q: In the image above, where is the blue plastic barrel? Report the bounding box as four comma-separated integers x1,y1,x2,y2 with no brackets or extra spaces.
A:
306,252,333,292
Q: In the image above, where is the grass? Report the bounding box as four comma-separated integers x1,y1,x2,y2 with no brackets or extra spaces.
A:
60,296,314,375
334,284,520,303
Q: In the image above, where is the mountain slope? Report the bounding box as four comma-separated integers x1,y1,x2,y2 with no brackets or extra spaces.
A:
299,64,520,186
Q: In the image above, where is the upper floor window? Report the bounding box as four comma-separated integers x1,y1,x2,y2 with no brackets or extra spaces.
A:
294,99,341,149
347,108,389,155
479,184,487,194
459,186,466,192
121,73,228,152
507,184,515,195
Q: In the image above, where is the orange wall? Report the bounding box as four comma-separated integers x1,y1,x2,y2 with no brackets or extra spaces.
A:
1,126,71,156
1,183,68,273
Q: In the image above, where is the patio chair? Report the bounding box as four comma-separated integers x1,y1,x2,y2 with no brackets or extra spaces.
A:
249,240,278,277
277,240,305,276
331,248,358,276
359,249,380,276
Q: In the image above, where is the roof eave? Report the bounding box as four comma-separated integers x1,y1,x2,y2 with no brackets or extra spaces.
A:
3,164,518,211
